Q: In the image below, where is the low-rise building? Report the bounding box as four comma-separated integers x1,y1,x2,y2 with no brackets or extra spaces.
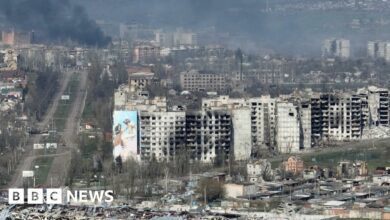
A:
282,156,304,175
224,183,258,199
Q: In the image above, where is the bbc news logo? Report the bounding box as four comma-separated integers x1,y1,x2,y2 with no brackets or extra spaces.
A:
9,188,114,205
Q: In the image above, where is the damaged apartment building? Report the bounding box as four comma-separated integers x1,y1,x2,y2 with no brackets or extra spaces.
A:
114,73,251,163
115,71,390,160
310,86,389,145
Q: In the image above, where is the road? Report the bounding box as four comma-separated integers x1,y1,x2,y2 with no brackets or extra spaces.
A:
8,70,74,188
45,69,88,187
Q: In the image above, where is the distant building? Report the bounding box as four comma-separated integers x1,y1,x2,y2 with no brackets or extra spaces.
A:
132,43,160,64
155,29,197,47
128,72,156,91
180,70,228,93
367,41,390,61
1,31,34,46
322,38,350,59
282,156,304,175
173,30,197,46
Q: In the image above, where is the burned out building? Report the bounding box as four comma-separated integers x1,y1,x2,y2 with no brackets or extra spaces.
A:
310,93,364,143
139,111,186,161
186,110,232,163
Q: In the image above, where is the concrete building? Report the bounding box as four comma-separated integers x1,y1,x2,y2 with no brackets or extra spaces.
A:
132,43,160,64
299,101,312,150
202,95,277,149
139,111,186,161
224,183,258,199
276,102,301,153
128,72,156,91
322,38,350,59
311,93,364,143
186,110,232,163
367,41,390,61
282,156,304,175
232,108,252,161
173,29,197,46
155,29,197,47
366,86,389,126
247,159,272,183
155,31,174,48
180,70,228,92
1,31,33,45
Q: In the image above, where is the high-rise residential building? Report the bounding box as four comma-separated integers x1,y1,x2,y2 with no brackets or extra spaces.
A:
232,108,252,161
299,101,312,150
365,86,389,126
139,111,186,161
202,95,277,149
367,41,390,61
186,110,232,163
322,38,350,59
276,102,301,153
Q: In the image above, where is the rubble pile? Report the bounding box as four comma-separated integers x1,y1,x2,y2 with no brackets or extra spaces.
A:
362,126,390,139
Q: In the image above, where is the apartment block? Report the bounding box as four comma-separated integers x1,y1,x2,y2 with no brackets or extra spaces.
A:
139,111,186,161
186,110,232,163
322,38,350,59
232,108,252,161
367,41,390,61
132,43,160,64
202,95,277,149
276,102,301,153
310,93,364,142
299,101,312,150
366,86,390,126
180,70,227,92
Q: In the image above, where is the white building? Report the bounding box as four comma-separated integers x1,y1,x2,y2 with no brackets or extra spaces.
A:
139,111,186,161
246,159,272,183
366,86,389,126
322,38,350,59
299,102,312,150
202,95,277,149
232,108,252,161
367,41,390,61
276,102,300,153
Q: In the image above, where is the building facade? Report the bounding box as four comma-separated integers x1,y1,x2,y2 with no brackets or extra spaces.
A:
180,70,228,92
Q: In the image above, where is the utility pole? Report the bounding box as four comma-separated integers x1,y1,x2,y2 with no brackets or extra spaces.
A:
204,186,207,206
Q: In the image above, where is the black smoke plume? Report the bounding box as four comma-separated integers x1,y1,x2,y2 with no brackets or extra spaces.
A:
0,0,111,47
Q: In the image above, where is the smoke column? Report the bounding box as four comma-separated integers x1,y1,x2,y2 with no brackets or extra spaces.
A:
0,0,111,47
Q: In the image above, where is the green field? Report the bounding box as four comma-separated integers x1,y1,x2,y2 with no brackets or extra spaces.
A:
32,157,54,186
53,73,79,131
271,138,390,172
